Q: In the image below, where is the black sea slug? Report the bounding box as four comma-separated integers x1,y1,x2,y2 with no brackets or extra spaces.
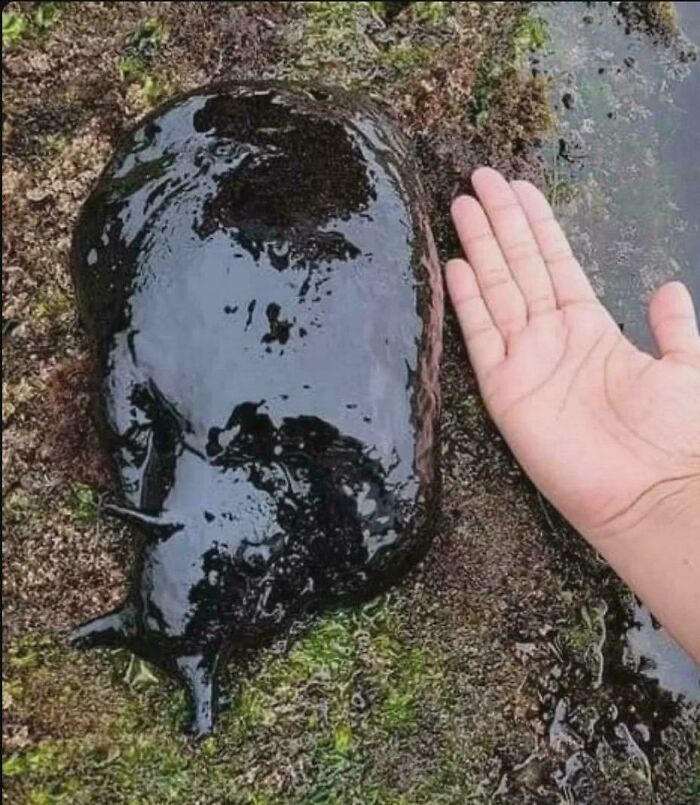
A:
70,82,442,736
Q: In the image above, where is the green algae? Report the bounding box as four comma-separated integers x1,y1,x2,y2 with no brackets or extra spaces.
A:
471,8,551,127
560,603,606,659
3,10,29,48
67,484,100,525
2,3,60,49
137,74,170,108
130,16,168,54
287,1,383,88
287,1,427,87
3,601,451,804
4,488,36,528
29,286,73,326
116,16,170,109
117,57,169,109
285,1,456,89
409,2,450,26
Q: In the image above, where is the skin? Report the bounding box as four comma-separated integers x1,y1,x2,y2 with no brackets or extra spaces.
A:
447,167,700,663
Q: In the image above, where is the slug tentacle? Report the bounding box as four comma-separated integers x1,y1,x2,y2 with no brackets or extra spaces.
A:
103,502,183,538
70,606,134,649
176,653,220,739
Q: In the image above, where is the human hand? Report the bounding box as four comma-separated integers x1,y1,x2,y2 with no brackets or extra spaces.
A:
446,168,700,543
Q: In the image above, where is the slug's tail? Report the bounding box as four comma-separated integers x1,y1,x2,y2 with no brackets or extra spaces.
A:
72,611,221,738
70,605,134,650
175,653,220,739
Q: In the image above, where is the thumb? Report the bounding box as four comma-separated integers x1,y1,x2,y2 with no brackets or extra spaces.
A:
648,281,700,358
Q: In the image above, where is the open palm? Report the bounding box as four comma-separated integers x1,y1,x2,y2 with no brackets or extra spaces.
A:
447,168,700,540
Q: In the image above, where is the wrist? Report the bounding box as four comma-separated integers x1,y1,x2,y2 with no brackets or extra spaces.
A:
581,475,700,662
583,473,700,547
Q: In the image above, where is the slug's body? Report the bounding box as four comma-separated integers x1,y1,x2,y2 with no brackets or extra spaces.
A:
70,83,442,736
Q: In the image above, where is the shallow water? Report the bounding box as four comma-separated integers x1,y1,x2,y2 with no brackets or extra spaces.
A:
534,0,700,715
536,0,699,350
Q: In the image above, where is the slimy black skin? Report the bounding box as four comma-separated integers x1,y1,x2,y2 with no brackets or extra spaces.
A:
69,82,443,737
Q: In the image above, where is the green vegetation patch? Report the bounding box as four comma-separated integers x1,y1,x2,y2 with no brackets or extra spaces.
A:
116,17,170,109
288,1,385,87
410,2,450,26
67,484,100,525
559,603,607,667
286,1,457,88
2,3,61,49
4,488,36,527
3,10,29,48
29,285,73,326
472,8,551,127
130,16,168,55
4,599,450,803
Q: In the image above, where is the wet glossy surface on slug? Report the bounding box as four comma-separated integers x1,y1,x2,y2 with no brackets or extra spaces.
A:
70,82,442,736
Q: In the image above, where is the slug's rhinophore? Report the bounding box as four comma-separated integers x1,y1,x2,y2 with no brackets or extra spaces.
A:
70,82,443,736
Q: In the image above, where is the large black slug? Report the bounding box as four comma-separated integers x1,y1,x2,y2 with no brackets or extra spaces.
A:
69,82,442,736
